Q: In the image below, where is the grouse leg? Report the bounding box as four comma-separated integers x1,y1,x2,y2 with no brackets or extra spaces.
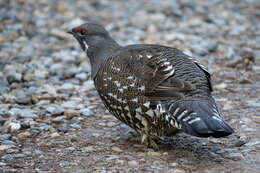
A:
141,133,159,150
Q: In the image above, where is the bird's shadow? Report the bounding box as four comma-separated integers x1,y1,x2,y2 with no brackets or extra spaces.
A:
116,128,236,164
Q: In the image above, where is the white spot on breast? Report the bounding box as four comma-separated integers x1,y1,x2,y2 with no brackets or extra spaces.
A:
122,86,128,89
117,98,122,102
146,109,154,117
124,106,130,111
147,55,152,59
127,76,134,80
118,88,123,93
135,113,142,120
126,112,131,117
143,101,150,108
104,84,108,87
135,107,142,113
107,77,112,80
138,86,145,91
139,54,143,58
114,81,121,87
188,117,201,124
129,83,135,87
141,117,148,128
131,98,138,102
108,93,118,99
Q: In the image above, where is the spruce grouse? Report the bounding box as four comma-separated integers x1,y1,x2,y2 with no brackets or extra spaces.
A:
68,23,234,148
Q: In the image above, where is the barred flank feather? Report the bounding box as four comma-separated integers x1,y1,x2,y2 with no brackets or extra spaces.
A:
168,100,234,137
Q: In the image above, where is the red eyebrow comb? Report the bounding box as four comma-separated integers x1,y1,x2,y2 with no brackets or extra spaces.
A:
74,27,90,33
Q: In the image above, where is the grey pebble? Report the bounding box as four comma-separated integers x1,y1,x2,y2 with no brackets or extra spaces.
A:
69,123,81,129
35,149,45,155
58,127,68,133
51,116,65,123
8,108,22,117
1,154,14,161
19,109,38,119
0,162,7,166
6,149,19,154
61,101,77,109
1,140,16,146
75,72,88,81
46,105,65,116
228,152,244,161
79,108,94,116
13,153,26,158
0,134,11,140
15,90,31,104
6,72,22,84
60,83,75,90
246,100,260,108
0,115,7,124
20,120,31,129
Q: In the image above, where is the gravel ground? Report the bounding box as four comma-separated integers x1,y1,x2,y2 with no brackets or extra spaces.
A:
0,0,260,172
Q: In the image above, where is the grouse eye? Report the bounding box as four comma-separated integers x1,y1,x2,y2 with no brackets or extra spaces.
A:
79,30,86,35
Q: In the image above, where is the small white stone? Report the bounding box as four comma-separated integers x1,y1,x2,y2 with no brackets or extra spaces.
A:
6,122,21,133
111,146,123,152
128,160,138,167
0,145,13,151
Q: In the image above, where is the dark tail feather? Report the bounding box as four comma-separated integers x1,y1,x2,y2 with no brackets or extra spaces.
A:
168,100,234,138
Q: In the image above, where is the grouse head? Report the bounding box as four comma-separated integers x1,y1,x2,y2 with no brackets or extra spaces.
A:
68,22,121,78
68,22,116,51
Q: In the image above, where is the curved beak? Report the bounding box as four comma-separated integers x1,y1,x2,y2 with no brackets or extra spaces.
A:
67,30,86,51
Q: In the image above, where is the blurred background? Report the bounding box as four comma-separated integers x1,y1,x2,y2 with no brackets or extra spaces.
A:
0,0,259,172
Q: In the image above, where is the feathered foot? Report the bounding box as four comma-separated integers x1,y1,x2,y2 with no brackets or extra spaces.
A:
141,134,159,150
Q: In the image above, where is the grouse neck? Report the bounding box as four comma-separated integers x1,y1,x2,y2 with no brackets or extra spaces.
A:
87,36,121,79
